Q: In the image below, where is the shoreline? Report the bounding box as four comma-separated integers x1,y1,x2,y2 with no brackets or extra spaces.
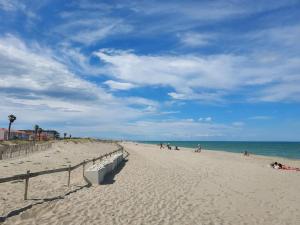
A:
137,141,300,161
131,142,300,167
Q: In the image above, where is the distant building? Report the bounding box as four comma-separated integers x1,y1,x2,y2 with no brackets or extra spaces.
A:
43,130,60,140
0,128,59,141
0,128,29,141
0,128,8,141
19,129,60,141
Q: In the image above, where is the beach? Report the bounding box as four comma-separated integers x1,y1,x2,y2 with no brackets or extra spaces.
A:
1,141,300,225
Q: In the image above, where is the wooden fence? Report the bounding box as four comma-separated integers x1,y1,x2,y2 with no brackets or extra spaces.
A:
0,142,53,160
0,146,125,200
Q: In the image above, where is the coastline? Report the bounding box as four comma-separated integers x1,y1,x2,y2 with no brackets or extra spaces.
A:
1,141,300,224
139,141,300,160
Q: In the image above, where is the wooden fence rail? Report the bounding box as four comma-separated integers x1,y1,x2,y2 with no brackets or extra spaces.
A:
0,146,125,200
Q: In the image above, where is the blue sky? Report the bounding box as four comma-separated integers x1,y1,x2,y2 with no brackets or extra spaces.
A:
0,0,300,141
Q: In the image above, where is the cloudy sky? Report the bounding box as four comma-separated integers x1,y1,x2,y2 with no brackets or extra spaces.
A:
0,0,300,141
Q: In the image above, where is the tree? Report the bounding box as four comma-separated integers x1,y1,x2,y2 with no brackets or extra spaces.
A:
38,128,43,141
64,133,67,139
8,114,16,140
34,125,39,141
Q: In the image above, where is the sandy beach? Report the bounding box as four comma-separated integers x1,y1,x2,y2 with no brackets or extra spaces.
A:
1,141,300,225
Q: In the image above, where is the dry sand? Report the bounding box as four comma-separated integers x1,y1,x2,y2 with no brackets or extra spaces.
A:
0,140,117,219
1,141,300,225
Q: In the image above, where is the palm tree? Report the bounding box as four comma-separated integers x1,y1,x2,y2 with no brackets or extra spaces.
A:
34,125,39,141
8,114,16,140
64,133,67,139
38,128,43,141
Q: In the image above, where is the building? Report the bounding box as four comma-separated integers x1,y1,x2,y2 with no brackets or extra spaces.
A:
19,129,60,141
0,128,29,141
0,128,60,141
43,130,60,140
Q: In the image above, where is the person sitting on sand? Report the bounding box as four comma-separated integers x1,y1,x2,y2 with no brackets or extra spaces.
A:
160,143,164,149
175,146,179,150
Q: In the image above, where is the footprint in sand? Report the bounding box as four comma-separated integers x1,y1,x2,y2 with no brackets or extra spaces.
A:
33,162,41,165
45,156,50,158
3,165,8,167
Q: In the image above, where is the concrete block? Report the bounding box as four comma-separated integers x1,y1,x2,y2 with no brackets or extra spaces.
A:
85,164,106,184
85,152,124,185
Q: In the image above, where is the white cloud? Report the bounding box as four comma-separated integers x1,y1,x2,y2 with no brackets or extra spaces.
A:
205,117,212,122
199,117,212,122
64,119,242,140
0,35,158,132
248,116,272,120
178,32,214,47
54,17,133,46
232,122,245,127
95,48,300,102
121,0,298,35
104,80,137,90
0,0,25,11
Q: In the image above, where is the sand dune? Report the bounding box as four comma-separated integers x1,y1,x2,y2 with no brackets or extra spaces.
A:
1,142,300,225
0,140,117,219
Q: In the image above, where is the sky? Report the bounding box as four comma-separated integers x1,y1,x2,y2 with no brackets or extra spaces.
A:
0,0,300,141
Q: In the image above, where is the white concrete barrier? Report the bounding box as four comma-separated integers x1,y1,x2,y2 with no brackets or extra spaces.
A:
85,153,123,185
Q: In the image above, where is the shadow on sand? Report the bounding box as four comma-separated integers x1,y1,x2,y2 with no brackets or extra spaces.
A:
0,183,91,223
0,150,130,223
101,159,128,185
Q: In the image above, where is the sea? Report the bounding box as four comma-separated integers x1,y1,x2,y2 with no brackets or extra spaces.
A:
139,141,300,160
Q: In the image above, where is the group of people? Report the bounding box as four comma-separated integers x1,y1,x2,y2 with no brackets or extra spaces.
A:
160,143,180,151
270,162,300,171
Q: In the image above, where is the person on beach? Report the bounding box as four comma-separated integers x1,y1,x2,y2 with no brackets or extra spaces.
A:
175,146,179,150
160,143,164,149
243,151,250,156
271,162,282,169
270,162,300,171
166,143,172,150
195,144,201,153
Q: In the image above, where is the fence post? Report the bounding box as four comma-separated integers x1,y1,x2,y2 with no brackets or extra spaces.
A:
68,165,71,187
82,161,85,177
24,170,30,200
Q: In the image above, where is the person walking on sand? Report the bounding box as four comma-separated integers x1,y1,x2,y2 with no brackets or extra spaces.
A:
160,143,164,149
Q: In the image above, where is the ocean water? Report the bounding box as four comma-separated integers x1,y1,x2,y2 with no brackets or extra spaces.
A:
140,141,300,160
